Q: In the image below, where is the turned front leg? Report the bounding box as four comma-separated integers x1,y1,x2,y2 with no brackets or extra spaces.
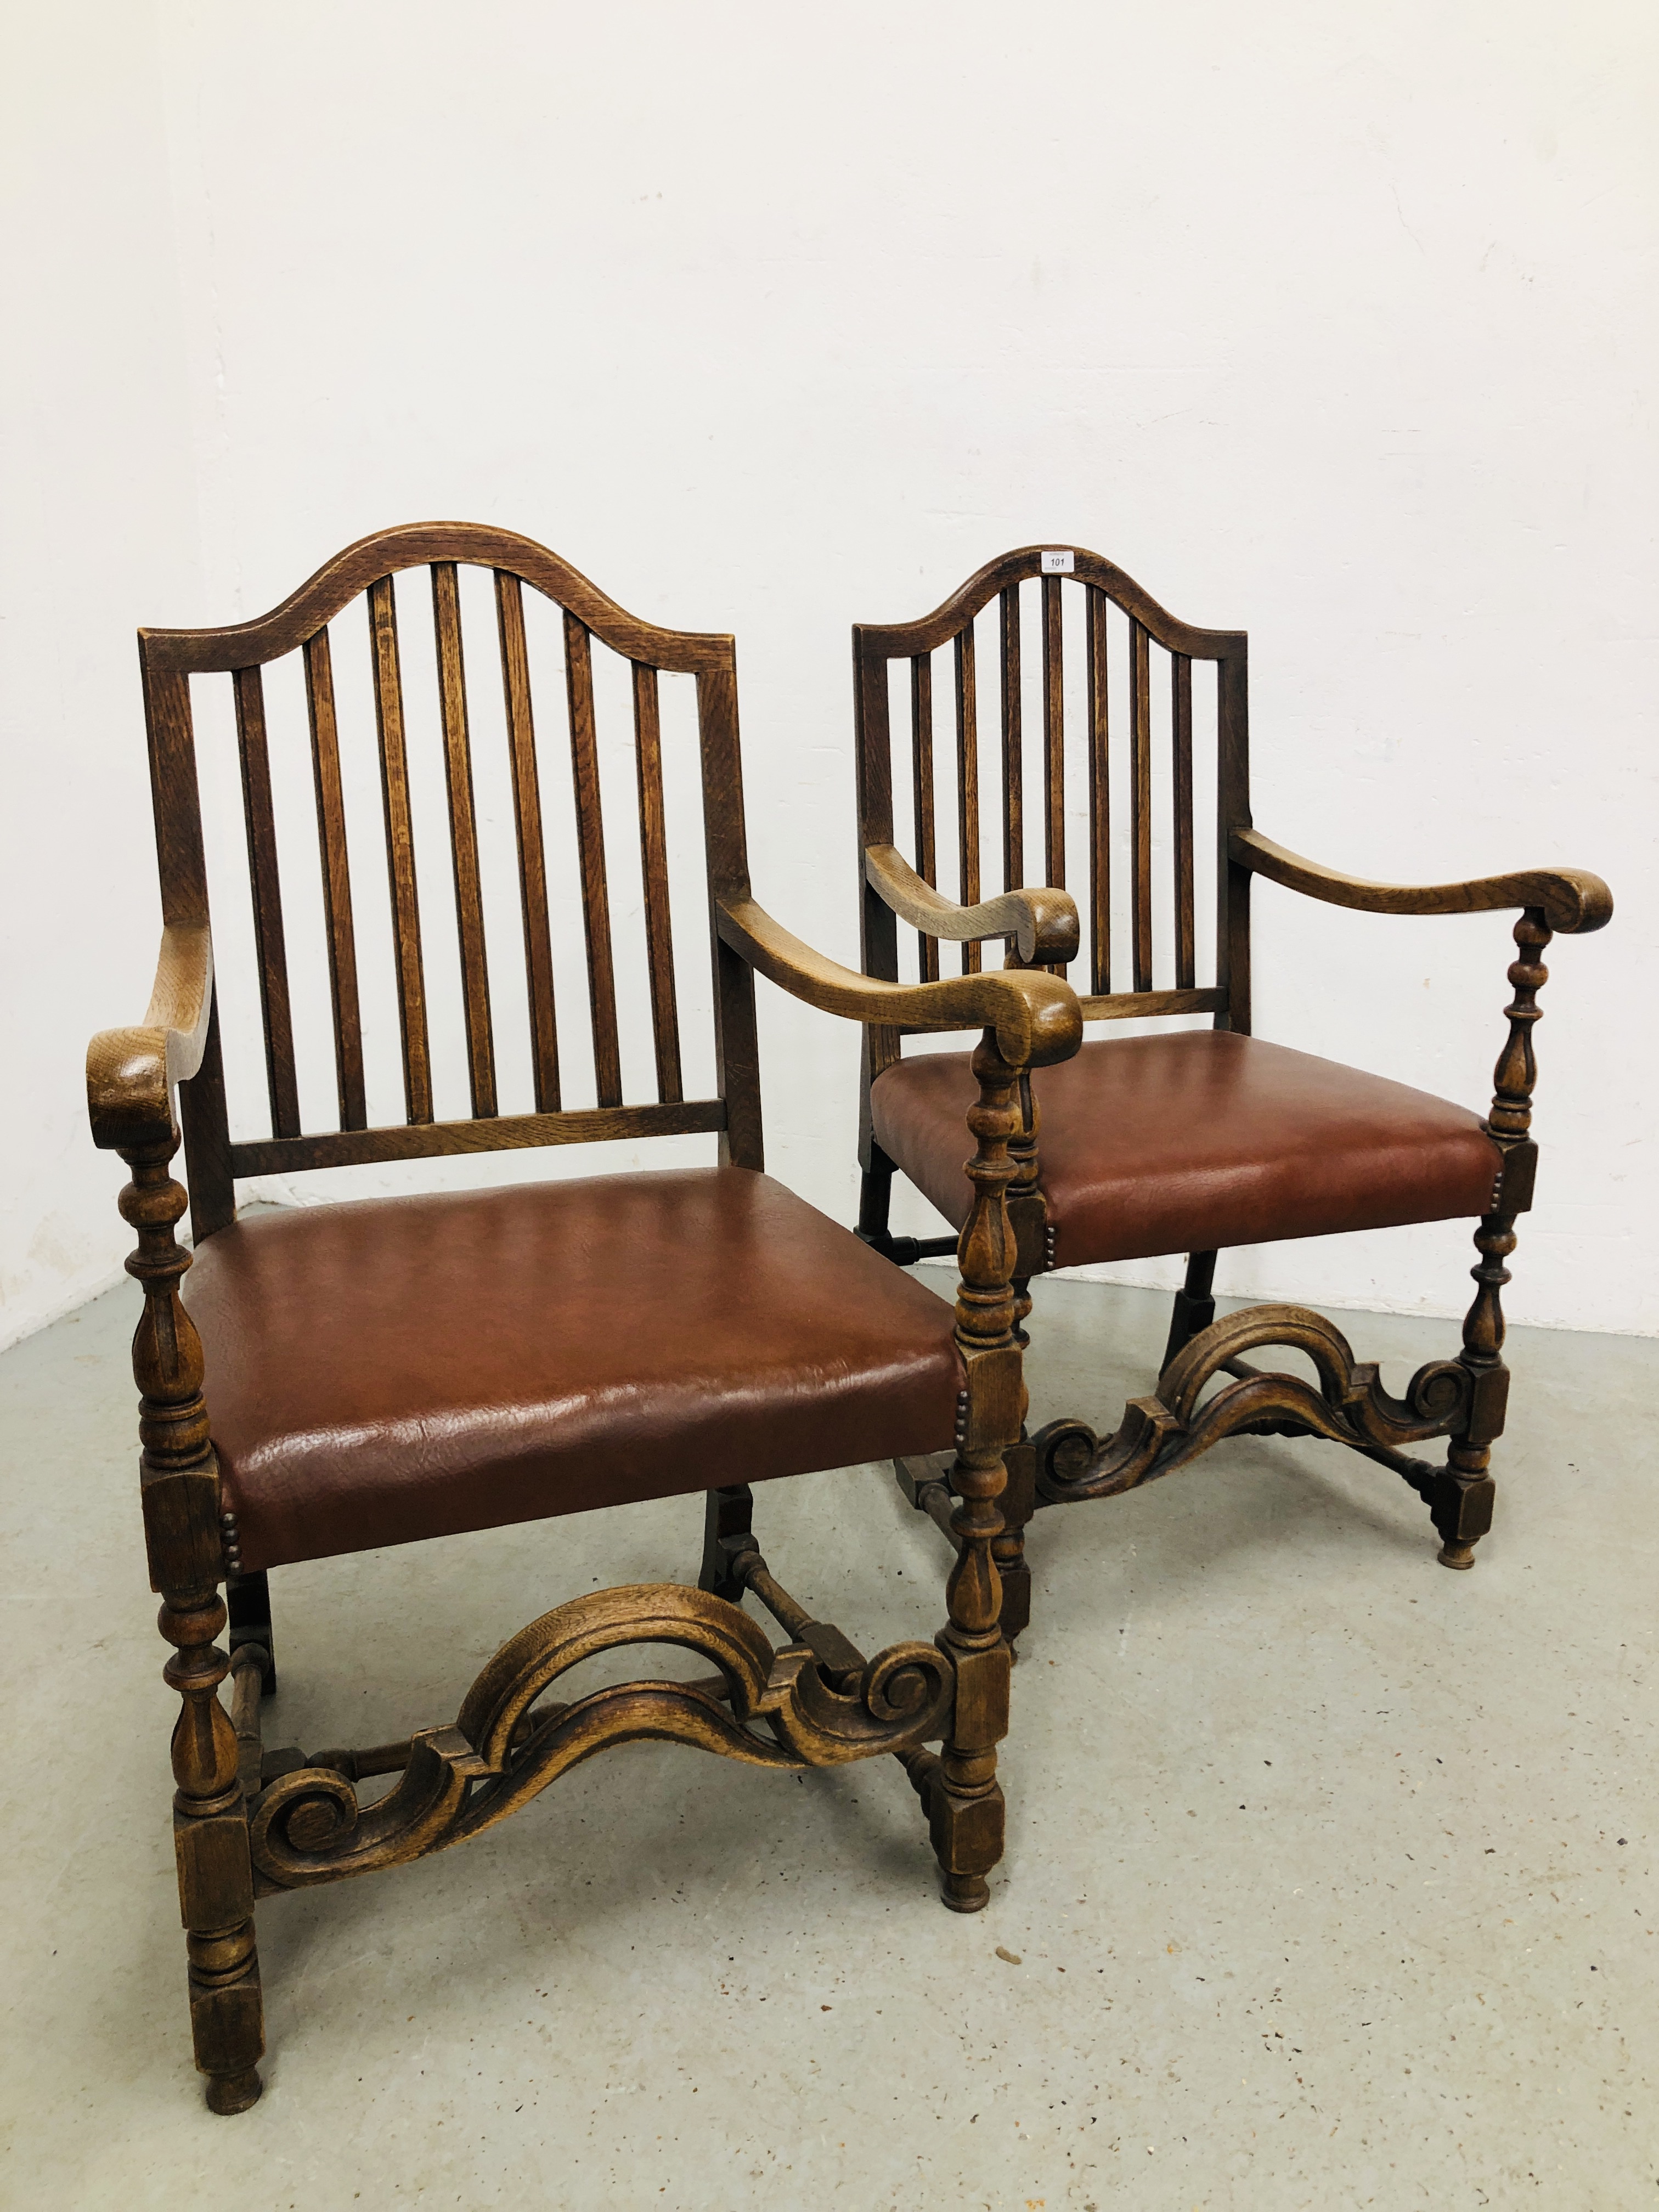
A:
995,1070,1046,1650
1435,908,1549,1570
121,1134,264,2110
932,1033,1022,1911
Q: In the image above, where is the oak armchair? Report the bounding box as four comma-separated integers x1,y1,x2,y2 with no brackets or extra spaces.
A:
850,545,1611,1645
87,524,1081,2113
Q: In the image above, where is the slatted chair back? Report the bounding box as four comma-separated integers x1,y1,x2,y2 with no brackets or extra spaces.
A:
853,546,1250,1047
139,522,761,1238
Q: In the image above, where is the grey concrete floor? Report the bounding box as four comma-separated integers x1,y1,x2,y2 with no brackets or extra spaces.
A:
1,1265,1655,2210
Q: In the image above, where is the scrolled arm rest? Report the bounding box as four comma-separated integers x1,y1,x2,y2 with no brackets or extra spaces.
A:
87,923,214,1150
865,844,1081,964
715,896,1082,1069
1231,828,1613,936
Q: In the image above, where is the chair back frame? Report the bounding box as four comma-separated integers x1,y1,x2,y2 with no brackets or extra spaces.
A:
137,523,765,1238
852,545,1250,1118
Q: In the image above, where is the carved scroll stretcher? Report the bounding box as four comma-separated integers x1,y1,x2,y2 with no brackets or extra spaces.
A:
247,1582,955,1893
1026,1301,1472,1506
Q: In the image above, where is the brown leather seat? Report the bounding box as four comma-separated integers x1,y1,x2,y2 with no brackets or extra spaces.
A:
872,1029,1502,1269
185,1166,964,1573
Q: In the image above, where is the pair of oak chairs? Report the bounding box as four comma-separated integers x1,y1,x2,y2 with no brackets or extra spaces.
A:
88,523,1611,2111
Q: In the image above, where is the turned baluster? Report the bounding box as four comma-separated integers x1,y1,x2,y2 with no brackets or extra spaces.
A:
995,1070,1045,1646
121,1134,264,2112
932,1032,1023,1910
1438,907,1551,1570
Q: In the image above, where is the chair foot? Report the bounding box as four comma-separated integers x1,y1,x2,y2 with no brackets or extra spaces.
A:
205,2065,263,2115
939,1871,992,1913
1437,1541,1478,1571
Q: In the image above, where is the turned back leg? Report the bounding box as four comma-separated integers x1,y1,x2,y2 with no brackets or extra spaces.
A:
226,1568,276,1695
1162,1250,1218,1373
699,1484,756,1600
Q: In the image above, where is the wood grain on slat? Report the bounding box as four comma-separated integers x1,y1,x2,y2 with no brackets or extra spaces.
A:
1128,617,1153,992
1085,585,1111,994
229,1097,726,1176
231,664,300,1138
1076,985,1227,1023
631,660,682,1102
1041,573,1064,895
303,627,367,1130
431,563,496,1116
368,575,433,1121
910,652,938,982
494,573,561,1111
1172,651,1195,990
564,612,622,1107
953,625,981,975
1000,584,1023,891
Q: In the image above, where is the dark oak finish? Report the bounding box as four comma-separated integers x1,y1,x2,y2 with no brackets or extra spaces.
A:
493,573,561,1113
89,521,1081,2112
631,661,682,1103
563,612,622,1109
954,625,981,976
431,562,496,1118
368,574,432,1125
302,629,367,1132
851,541,1612,1644
1085,584,1110,995
1128,617,1153,992
231,667,300,1141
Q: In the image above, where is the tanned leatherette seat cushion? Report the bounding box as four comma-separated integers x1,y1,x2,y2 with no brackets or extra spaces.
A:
871,1029,1502,1269
185,1167,964,1573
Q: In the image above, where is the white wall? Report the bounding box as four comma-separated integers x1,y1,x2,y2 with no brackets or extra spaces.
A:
0,2,201,1341
3,0,1654,1347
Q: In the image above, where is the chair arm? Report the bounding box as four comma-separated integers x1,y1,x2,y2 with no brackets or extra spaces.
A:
716,896,1082,1069
865,844,1081,964
87,923,215,1149
1231,829,1613,936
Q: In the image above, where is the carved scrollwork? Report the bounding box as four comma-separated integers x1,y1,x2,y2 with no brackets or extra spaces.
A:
1034,1302,1475,1506
756,1638,953,1765
248,1582,957,1892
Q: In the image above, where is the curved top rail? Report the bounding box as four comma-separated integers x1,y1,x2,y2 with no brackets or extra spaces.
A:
853,544,1243,662
139,521,735,677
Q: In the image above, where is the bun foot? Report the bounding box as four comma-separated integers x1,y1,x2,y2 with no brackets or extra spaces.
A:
940,1871,991,1913
205,2066,263,2115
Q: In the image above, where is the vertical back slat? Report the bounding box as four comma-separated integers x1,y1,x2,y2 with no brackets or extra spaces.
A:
232,663,301,1138
695,655,765,1169
368,575,433,1122
303,627,367,1130
431,563,496,1117
953,624,980,975
1129,616,1153,992
563,612,622,1108
1041,573,1064,894
631,659,682,1103
1172,651,1196,990
910,651,938,981
1000,585,1023,891
1085,585,1111,994
1218,642,1252,1035
493,573,561,1111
